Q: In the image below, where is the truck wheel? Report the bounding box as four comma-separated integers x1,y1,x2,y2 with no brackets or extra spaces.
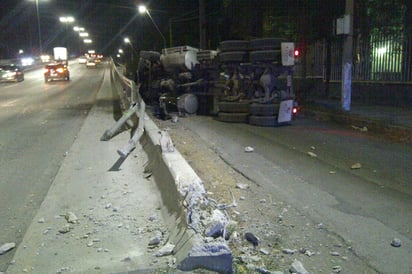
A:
218,101,250,113
216,112,249,123
218,51,248,63
249,38,285,50
250,103,280,116
219,40,249,52
250,50,281,63
249,115,278,127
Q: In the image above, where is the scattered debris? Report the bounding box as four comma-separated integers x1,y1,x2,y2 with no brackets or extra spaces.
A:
64,212,78,224
282,248,296,255
160,129,175,153
244,146,254,152
58,224,72,234
307,151,318,157
236,183,249,190
329,170,337,174
330,251,340,256
245,232,259,247
171,115,178,123
351,163,362,169
156,243,175,257
351,125,368,132
0,242,16,255
332,265,342,273
38,218,45,223
290,259,309,274
391,238,401,247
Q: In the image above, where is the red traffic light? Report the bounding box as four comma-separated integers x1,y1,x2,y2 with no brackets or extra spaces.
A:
294,50,300,57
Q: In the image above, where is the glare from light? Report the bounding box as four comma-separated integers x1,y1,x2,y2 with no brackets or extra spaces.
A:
73,26,85,32
118,49,124,54
18,49,24,54
117,54,121,58
124,37,131,44
21,57,34,66
138,5,147,14
59,16,75,23
79,32,89,37
84,39,92,43
40,55,50,62
377,47,387,55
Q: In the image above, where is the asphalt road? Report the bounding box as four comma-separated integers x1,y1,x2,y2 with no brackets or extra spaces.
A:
161,113,412,273
0,62,105,271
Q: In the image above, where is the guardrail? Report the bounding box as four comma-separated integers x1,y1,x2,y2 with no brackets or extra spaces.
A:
101,58,233,273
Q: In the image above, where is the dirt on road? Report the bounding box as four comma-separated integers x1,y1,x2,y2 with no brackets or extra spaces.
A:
153,115,378,274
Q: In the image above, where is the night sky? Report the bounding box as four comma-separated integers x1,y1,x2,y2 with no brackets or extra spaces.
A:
0,0,199,59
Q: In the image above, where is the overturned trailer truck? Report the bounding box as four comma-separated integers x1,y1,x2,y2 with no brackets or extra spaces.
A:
137,38,298,126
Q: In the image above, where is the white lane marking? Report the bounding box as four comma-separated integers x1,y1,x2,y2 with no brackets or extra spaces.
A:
0,99,20,107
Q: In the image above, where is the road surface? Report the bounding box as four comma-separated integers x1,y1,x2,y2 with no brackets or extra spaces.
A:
0,62,103,271
153,112,412,273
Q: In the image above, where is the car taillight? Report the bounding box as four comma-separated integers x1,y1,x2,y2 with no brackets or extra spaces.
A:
56,68,64,73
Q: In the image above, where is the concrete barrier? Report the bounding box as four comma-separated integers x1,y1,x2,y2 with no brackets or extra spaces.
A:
106,58,233,273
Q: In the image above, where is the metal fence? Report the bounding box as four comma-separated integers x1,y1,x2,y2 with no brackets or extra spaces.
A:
298,30,412,83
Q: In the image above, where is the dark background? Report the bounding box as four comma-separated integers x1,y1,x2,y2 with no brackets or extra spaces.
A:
0,1,410,59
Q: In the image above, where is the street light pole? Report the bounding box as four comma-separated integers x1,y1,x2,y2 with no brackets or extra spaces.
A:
35,0,43,53
138,5,167,49
59,16,75,49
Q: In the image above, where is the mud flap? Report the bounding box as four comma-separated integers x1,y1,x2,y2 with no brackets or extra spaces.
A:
278,99,293,123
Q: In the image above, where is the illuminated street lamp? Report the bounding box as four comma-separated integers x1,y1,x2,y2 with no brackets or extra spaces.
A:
84,39,93,44
59,16,75,48
124,37,137,61
79,32,89,37
138,5,167,49
73,26,85,32
118,49,124,54
59,16,75,23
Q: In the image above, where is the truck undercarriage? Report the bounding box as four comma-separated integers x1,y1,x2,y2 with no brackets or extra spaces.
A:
136,38,298,126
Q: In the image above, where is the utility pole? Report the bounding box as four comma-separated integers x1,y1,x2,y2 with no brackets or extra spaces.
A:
341,0,354,111
199,0,206,49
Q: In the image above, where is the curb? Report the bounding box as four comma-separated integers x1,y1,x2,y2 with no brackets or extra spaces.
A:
304,108,412,143
141,116,233,273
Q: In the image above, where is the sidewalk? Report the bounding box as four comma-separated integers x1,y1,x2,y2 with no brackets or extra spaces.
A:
304,99,412,143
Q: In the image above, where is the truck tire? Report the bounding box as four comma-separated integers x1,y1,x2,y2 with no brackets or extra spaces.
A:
250,103,280,116
216,112,249,123
219,40,249,52
249,115,278,127
218,51,248,63
249,38,285,50
218,101,250,113
249,50,281,63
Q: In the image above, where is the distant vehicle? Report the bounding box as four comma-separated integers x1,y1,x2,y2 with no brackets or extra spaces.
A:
53,47,68,65
78,56,87,64
44,63,70,83
86,58,97,68
0,64,24,82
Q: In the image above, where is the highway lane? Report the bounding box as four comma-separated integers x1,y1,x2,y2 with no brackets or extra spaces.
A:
0,61,106,271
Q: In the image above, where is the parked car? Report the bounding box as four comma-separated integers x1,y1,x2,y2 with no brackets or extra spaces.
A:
0,64,24,82
86,58,97,68
44,63,70,83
